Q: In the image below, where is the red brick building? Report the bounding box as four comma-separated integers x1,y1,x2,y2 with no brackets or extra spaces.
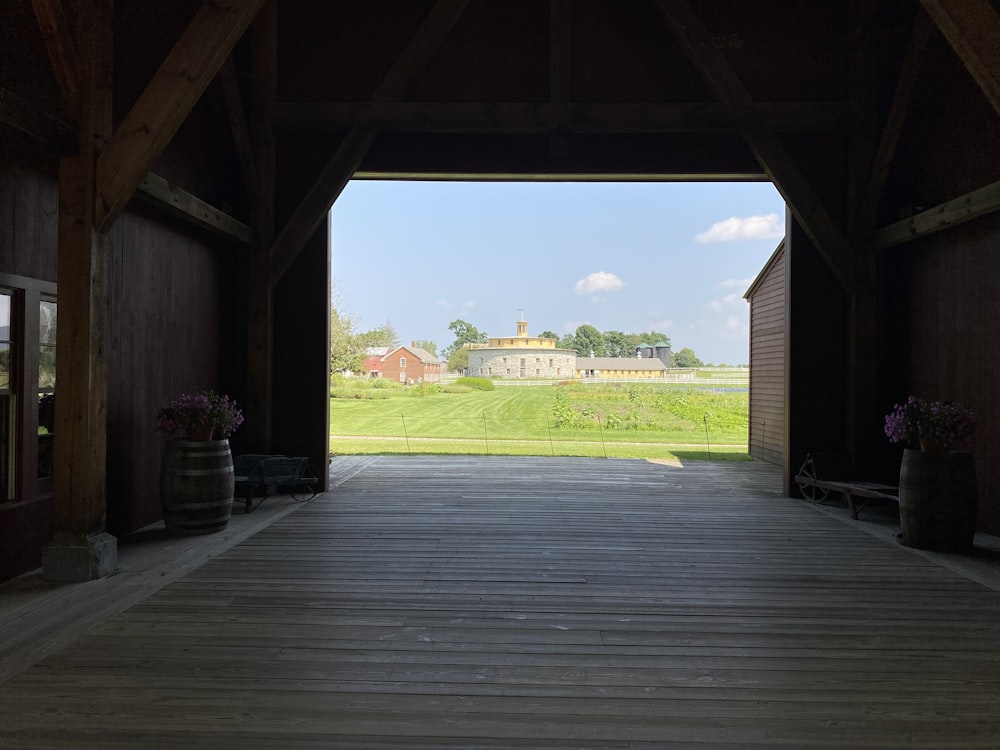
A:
381,344,444,384
362,347,389,377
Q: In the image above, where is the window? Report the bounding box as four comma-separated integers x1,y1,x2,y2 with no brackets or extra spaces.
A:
399,357,406,368
0,275,57,503
37,297,56,480
0,291,13,501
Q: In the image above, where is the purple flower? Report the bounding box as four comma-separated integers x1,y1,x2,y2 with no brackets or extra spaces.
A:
884,395,975,449
156,389,245,439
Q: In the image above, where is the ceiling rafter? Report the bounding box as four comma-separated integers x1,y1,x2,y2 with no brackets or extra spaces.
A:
30,0,79,117
268,101,851,134
866,8,933,225
922,0,1000,117
650,0,851,291
94,0,266,233
218,55,258,208
268,0,472,287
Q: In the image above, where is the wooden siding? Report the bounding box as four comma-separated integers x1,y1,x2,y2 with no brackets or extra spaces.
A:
785,219,849,496
106,203,243,536
3,456,1000,747
882,212,1000,536
0,154,58,282
748,244,784,466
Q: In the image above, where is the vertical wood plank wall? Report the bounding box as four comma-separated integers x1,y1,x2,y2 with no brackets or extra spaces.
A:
784,219,849,495
106,204,242,536
882,213,1000,535
272,221,330,490
0,156,58,580
747,243,785,465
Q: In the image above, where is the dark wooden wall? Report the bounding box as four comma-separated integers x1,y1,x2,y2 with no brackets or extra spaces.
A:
106,204,243,536
747,242,784,466
0,152,58,580
784,218,849,496
881,213,1000,535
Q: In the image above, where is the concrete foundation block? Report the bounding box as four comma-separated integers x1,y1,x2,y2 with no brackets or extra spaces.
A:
42,531,118,582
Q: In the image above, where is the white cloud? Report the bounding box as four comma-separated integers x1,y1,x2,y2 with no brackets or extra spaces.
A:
648,319,675,331
718,277,754,289
574,271,625,296
706,292,744,313
723,315,746,335
695,213,783,243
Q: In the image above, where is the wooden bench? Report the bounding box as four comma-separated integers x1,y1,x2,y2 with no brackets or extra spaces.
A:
795,451,899,520
234,454,319,513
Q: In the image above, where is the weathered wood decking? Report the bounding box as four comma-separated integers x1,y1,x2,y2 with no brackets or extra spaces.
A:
3,456,1000,748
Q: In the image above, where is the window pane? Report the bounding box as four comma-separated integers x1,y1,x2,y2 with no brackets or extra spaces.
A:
0,344,8,391
39,300,56,345
38,299,56,389
0,293,11,392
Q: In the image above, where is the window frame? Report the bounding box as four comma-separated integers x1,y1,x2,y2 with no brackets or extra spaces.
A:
0,273,57,507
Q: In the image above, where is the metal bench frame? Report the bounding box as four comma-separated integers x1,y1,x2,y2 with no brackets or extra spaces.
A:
234,454,319,513
795,451,899,520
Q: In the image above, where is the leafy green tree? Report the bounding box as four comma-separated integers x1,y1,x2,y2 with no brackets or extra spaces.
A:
603,330,632,358
557,334,576,351
636,330,672,348
330,306,365,374
574,324,605,357
412,339,438,357
356,320,399,350
443,319,487,358
537,330,559,341
447,346,470,374
672,347,703,368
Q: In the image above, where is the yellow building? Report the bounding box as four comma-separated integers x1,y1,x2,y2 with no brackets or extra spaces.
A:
467,319,576,378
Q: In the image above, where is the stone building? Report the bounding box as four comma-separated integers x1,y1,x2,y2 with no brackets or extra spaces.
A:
467,320,576,379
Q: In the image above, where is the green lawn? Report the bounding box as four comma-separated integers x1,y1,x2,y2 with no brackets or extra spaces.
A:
330,379,750,460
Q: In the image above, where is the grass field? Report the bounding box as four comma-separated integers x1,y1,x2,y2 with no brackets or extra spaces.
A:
330,378,750,460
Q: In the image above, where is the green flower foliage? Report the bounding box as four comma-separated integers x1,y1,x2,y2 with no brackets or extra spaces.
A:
455,376,495,391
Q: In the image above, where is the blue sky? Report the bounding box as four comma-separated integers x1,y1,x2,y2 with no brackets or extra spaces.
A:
330,180,785,365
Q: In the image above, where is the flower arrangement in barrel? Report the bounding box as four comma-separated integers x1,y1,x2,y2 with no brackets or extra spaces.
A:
884,395,975,452
156,389,244,441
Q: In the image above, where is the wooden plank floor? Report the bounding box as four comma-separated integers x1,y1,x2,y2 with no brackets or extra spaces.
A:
3,456,1000,748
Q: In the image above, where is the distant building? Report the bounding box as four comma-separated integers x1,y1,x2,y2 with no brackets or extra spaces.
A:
575,357,669,379
467,317,673,380
381,342,444,384
467,318,576,379
636,340,672,367
362,347,390,377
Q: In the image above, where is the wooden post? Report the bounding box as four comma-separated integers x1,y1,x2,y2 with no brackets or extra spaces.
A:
43,0,116,581
245,0,277,453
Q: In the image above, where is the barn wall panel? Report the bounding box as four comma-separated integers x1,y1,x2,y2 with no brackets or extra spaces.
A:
106,204,243,536
882,213,1000,535
748,244,785,466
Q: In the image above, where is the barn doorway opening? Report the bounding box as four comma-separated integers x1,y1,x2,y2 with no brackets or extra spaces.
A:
328,179,784,460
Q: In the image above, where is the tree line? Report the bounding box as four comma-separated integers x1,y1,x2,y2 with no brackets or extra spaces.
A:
331,304,708,376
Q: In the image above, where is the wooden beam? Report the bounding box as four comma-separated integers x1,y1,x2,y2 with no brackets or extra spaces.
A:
94,0,265,233
31,0,80,117
0,86,76,154
550,0,573,104
246,0,277,453
651,0,851,291
922,0,1000,117
136,173,257,246
51,0,113,560
867,9,933,221
218,55,258,207
268,0,471,287
269,101,851,133
873,179,1000,249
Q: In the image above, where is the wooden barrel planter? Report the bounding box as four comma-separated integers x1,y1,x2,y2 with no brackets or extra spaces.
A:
898,449,977,553
160,438,235,535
